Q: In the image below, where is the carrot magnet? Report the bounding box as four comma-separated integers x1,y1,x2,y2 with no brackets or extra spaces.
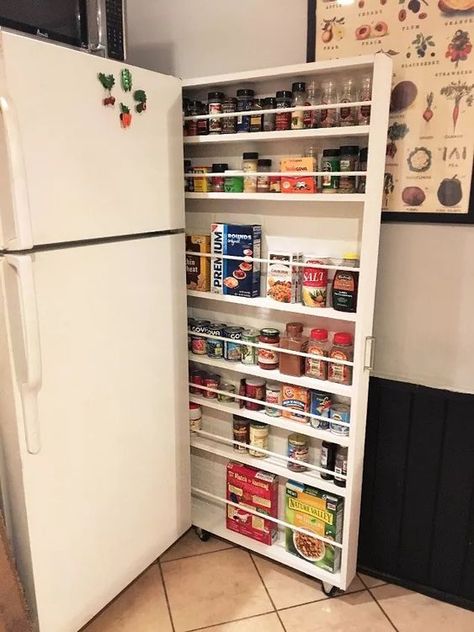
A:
120,103,132,128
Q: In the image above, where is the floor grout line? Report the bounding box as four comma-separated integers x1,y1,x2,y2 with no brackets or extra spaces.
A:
276,587,368,613
158,561,176,632
249,553,287,632
160,544,236,565
185,610,276,632
366,586,400,632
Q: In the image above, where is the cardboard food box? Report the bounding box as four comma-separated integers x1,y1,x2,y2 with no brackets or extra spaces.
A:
282,384,310,422
211,224,261,298
285,482,344,573
186,234,211,292
281,157,317,194
266,252,303,304
226,461,278,545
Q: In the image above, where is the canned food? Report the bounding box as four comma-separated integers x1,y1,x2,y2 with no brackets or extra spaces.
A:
224,326,244,361
310,391,332,429
330,404,350,436
203,374,220,398
233,415,249,452
189,403,202,432
241,328,259,365
245,378,265,410
249,422,269,457
187,317,195,350
206,322,226,358
287,433,309,472
218,381,236,402
265,382,282,417
191,319,210,355
189,369,206,394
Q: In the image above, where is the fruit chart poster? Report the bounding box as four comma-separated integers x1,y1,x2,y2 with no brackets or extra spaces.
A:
308,0,474,222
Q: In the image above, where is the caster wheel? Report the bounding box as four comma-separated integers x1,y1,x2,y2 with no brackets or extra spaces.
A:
195,527,211,542
322,582,339,597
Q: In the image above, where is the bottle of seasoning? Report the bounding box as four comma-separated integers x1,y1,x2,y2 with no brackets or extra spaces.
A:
197,102,209,136
328,332,353,385
211,163,228,193
359,75,372,125
275,91,292,131
321,148,340,193
305,328,329,380
236,89,255,133
262,96,276,132
258,328,280,370
184,160,193,193
339,146,359,193
245,378,265,410
208,91,224,134
189,402,202,432
332,254,359,313
320,441,337,480
222,96,237,134
334,446,348,487
241,328,259,364
256,159,272,193
339,78,356,127
265,382,281,417
250,98,263,132
233,415,249,452
304,80,319,129
249,422,269,457
320,80,338,128
224,170,244,193
357,147,368,193
287,434,309,472
242,152,259,193
280,322,306,377
291,81,307,130
187,100,200,136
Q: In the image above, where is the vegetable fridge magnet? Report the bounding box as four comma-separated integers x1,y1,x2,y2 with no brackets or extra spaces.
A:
134,89,147,113
98,73,116,106
120,103,132,128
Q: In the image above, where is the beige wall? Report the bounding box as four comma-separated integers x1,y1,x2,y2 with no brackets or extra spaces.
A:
127,0,474,394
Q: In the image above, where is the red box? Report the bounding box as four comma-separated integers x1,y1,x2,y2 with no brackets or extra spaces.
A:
226,462,278,545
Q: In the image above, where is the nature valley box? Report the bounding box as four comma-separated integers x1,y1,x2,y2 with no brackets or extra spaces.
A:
285,481,343,573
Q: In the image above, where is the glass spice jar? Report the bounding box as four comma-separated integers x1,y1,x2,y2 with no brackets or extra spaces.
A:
320,80,338,128
184,160,193,192
256,159,272,193
339,78,356,127
258,328,280,370
321,148,340,193
328,332,353,385
291,81,307,130
208,91,224,134
187,100,200,136
236,89,255,133
275,91,292,131
222,97,237,134
211,163,228,193
357,147,368,193
262,96,276,131
197,102,209,136
250,98,263,132
339,146,359,193
359,75,372,125
242,152,259,193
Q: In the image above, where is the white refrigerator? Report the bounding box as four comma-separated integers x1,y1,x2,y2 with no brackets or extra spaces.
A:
0,31,190,632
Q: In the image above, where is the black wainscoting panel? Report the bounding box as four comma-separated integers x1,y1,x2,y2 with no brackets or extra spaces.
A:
359,377,474,610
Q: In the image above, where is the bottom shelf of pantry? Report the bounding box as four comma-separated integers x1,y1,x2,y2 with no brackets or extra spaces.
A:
192,493,344,589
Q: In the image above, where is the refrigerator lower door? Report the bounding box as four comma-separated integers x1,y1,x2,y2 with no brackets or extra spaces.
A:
0,233,190,632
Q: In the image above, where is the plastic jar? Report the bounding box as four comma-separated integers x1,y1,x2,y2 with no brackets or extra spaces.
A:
339,146,359,193
211,163,228,193
275,91,292,131
233,415,249,452
262,97,276,132
189,402,202,432
236,89,254,133
305,328,329,380
258,328,280,370
257,159,272,193
265,382,281,417
279,322,306,377
328,332,353,385
321,149,340,193
222,97,237,134
245,378,265,410
242,152,258,193
249,422,269,457
208,92,224,134
224,170,244,193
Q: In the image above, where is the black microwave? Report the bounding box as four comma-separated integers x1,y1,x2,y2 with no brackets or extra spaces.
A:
0,0,126,60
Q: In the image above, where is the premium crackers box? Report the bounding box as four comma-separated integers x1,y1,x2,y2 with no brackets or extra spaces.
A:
285,482,344,573
186,234,211,292
226,461,278,545
211,224,261,298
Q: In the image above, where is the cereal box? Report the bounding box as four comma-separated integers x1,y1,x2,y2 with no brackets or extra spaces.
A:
285,481,344,573
186,234,210,292
211,224,261,298
226,461,278,545
266,252,303,304
282,384,310,422
280,157,317,194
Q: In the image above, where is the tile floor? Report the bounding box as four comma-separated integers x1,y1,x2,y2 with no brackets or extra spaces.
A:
84,529,474,632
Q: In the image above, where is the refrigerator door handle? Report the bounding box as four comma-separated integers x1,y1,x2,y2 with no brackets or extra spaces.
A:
5,255,42,455
0,96,33,250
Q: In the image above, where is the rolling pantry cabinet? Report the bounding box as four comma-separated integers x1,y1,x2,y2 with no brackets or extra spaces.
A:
183,53,392,593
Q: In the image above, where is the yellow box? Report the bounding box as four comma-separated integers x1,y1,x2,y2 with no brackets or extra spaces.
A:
280,157,317,194
186,234,210,292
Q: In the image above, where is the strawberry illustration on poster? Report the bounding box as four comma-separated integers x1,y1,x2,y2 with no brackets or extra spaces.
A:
315,0,474,215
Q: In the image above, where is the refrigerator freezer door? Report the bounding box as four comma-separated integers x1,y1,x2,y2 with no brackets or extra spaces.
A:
0,31,184,250
0,234,190,632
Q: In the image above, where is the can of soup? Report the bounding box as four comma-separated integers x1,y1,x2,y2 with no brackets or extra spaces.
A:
330,404,350,436
203,374,220,398
191,319,210,355
241,328,259,365
224,326,244,361
206,322,226,358
310,391,332,429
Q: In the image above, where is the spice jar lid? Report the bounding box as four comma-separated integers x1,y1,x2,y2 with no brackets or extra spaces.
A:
311,328,328,341
260,327,280,337
258,159,272,167
323,148,340,156
250,421,268,429
243,327,259,337
276,90,292,99
223,96,237,103
208,91,224,100
242,152,259,160
359,147,368,161
286,322,304,336
246,378,265,387
342,252,359,261
263,97,276,107
267,382,281,391
236,88,255,97
340,145,360,155
288,433,308,445
292,81,306,92
212,163,229,172
333,332,353,345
